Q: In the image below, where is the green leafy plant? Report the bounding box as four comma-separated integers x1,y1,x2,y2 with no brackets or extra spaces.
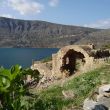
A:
0,65,40,110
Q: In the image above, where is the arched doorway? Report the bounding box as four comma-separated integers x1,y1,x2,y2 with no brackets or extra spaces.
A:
60,49,85,76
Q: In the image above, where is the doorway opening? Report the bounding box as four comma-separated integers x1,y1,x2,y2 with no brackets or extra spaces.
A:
60,49,85,76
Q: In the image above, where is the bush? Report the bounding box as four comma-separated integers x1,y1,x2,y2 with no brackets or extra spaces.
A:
0,65,40,110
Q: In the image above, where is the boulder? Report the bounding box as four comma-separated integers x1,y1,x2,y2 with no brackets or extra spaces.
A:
83,98,108,110
83,98,97,110
97,96,110,108
99,84,110,95
83,84,110,110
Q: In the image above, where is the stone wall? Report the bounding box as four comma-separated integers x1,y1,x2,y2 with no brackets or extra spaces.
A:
51,45,110,78
31,61,52,77
31,44,110,79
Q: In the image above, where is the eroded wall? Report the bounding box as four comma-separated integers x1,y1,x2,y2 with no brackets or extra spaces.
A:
31,45,110,79
52,45,110,78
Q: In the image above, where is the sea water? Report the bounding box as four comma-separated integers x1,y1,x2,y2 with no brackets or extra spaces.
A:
0,48,59,68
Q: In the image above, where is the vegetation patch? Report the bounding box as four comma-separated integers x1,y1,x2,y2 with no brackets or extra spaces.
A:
0,65,40,110
34,64,110,110
1,62,110,110
41,56,52,63
102,43,110,49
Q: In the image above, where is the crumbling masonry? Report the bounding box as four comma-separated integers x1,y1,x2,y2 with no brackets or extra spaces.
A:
31,44,110,78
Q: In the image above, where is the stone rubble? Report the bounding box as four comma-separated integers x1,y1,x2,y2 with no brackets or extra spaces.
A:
62,90,75,99
36,75,61,89
83,84,110,110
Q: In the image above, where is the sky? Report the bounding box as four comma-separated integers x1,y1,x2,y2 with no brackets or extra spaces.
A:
0,0,110,29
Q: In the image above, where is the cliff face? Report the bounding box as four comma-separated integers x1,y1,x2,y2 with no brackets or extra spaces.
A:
0,17,99,48
75,29,110,48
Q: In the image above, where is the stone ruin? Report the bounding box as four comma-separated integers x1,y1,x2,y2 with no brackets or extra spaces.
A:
52,44,110,78
31,44,110,79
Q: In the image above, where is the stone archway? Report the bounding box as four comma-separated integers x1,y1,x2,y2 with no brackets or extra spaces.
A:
52,45,94,78
60,49,85,76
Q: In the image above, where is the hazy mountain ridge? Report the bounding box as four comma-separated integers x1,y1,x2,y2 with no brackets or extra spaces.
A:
75,29,110,48
0,17,104,48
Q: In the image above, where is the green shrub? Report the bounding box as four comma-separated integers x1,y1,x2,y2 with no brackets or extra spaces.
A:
0,65,40,110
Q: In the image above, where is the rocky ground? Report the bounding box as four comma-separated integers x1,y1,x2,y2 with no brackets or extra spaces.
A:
36,76,61,89
83,84,110,110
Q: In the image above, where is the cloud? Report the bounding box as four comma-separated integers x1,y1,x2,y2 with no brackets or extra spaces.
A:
0,14,15,18
84,19,110,29
49,0,59,7
7,0,44,15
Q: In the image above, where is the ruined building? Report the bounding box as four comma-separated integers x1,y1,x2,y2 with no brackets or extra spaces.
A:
31,44,110,78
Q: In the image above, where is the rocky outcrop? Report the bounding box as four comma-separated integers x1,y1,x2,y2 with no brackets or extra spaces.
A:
83,84,110,110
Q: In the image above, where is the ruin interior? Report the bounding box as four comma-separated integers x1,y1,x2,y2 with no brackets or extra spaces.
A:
60,49,85,76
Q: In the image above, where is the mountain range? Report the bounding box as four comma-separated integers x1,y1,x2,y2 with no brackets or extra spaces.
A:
0,17,109,48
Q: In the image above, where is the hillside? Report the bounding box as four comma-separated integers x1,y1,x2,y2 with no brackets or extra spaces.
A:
75,29,110,48
0,17,99,48
30,61,110,110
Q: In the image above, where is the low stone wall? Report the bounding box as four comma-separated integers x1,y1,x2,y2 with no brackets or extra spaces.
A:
31,61,52,77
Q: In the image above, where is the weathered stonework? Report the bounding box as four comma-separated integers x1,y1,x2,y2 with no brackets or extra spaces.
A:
51,44,95,77
31,44,110,78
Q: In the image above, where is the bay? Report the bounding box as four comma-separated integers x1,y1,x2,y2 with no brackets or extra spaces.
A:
0,48,59,68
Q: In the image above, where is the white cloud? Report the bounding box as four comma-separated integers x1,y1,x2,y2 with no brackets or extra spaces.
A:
49,0,59,7
0,14,15,18
84,19,110,29
7,0,44,15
